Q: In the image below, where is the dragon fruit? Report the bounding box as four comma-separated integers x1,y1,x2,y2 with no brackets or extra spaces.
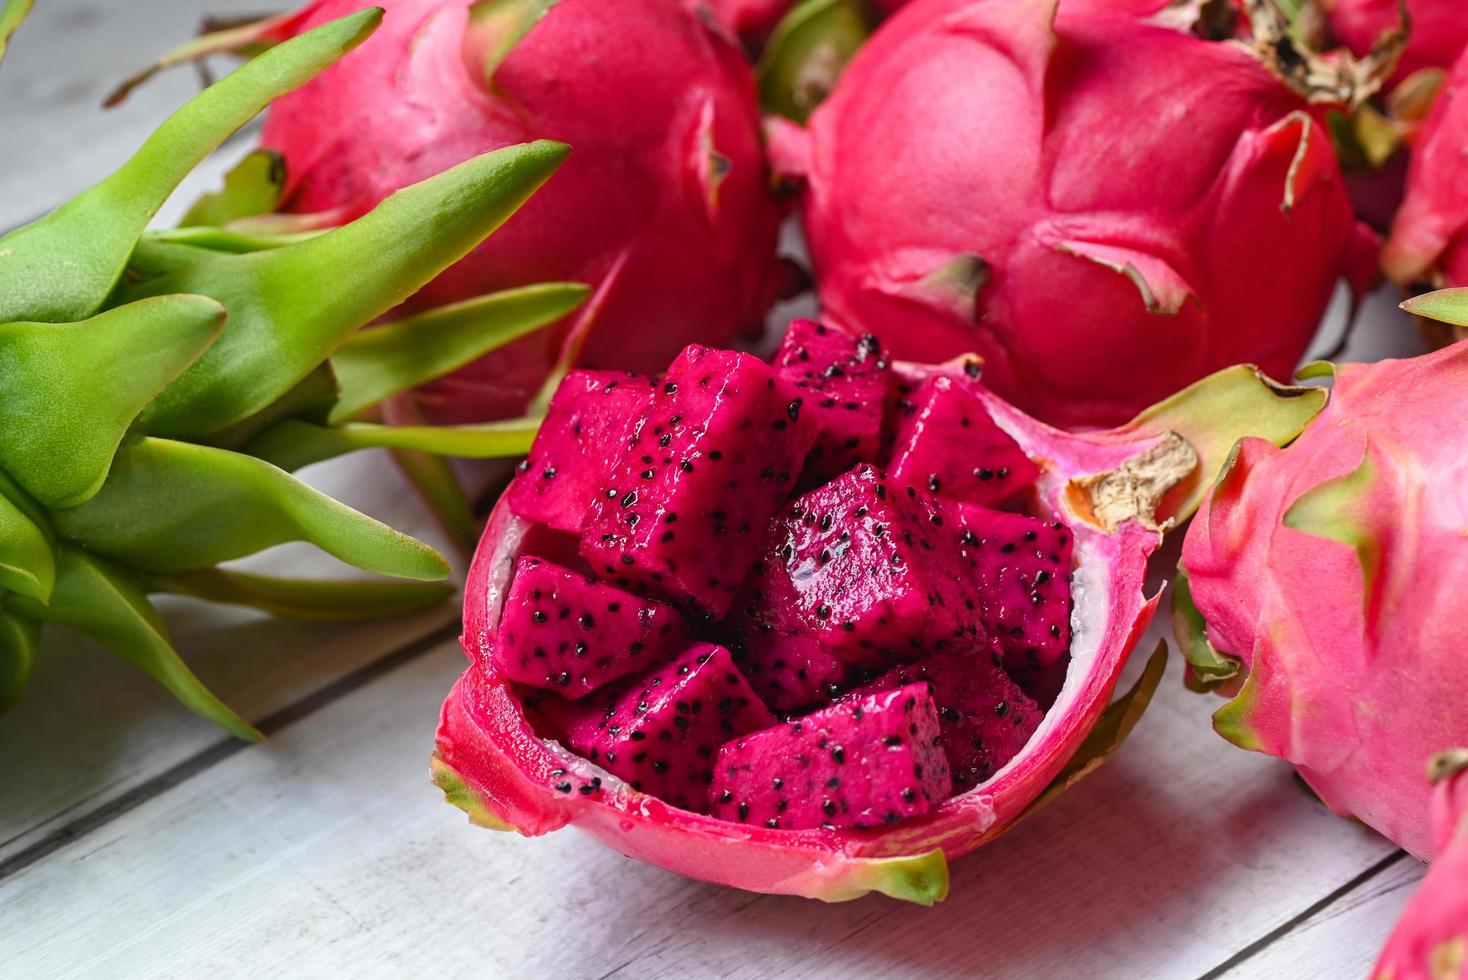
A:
151,0,785,423
754,464,980,662
491,555,691,698
889,376,1039,507
1383,46,1468,302
772,318,890,484
1325,0,1468,85
433,317,1326,902
777,0,1378,428
1372,750,1468,980
580,345,820,618
709,683,953,830
1175,344,1468,861
505,370,658,534
947,503,1074,703
853,645,1042,792
554,642,775,812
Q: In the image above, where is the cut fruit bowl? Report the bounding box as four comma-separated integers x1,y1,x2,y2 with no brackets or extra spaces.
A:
432,319,1326,903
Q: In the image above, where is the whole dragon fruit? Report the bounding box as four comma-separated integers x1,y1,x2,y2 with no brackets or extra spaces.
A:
432,318,1324,903
177,0,786,423
776,0,1378,428
1175,344,1468,861
1372,750,1468,980
1325,0,1468,85
1383,46,1468,299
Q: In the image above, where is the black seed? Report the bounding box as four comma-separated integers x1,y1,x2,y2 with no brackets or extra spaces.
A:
737,803,750,821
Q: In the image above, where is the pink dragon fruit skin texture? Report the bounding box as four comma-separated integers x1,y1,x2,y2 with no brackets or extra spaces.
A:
783,0,1378,429
1179,344,1468,862
1372,752,1468,980
1326,0,1468,87
259,0,785,423
1383,46,1468,291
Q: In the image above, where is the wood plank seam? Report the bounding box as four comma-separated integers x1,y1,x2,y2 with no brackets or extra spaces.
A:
0,617,462,882
1193,849,1412,979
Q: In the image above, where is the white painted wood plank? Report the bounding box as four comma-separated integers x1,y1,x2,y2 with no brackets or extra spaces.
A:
0,0,237,230
1222,858,1423,979
0,611,1406,980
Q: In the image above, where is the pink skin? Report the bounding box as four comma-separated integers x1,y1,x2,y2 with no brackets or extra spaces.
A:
435,361,1168,901
1326,0,1468,86
1372,755,1468,980
781,0,1377,429
1383,47,1468,289
259,0,784,423
1181,346,1468,861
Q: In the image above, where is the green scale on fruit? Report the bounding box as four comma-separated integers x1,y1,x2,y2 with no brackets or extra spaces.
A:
0,7,589,737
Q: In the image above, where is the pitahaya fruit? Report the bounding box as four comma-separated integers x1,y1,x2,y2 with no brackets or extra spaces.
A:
504,370,658,534
853,645,1042,792
888,375,1039,507
777,0,1379,428
580,345,821,618
553,642,775,812
1372,750,1468,980
1325,0,1468,86
1383,46,1468,305
772,318,890,484
725,540,856,712
167,0,786,423
710,683,953,830
752,463,981,663
492,555,691,698
1175,344,1468,861
434,319,1327,902
947,503,1074,702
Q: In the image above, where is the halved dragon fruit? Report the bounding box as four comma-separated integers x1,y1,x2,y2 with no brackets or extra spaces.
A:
434,323,1326,903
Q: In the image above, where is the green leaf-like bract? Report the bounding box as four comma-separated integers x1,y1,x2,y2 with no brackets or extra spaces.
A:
0,10,581,739
0,611,41,713
149,568,454,621
1402,287,1468,328
0,9,383,324
50,437,449,581
247,418,541,472
0,488,54,603
122,140,569,438
330,282,588,422
0,295,225,507
180,150,288,228
8,547,260,740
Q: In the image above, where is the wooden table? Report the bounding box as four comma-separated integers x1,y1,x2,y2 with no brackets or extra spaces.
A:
0,3,1437,976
